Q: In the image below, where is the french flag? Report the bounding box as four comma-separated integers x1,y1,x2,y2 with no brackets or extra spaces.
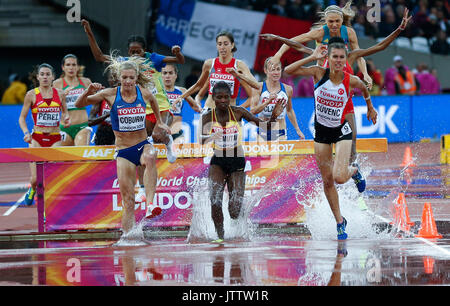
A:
156,1,312,71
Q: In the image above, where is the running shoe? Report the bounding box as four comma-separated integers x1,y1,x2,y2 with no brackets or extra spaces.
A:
211,238,224,244
135,187,146,203
337,217,348,240
166,135,177,164
145,204,162,219
351,163,366,193
24,187,36,206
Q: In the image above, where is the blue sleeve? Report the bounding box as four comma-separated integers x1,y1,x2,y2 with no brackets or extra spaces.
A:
148,52,167,72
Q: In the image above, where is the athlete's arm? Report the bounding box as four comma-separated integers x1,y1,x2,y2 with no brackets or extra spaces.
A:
178,59,213,101
194,81,209,108
162,45,185,65
348,27,372,88
285,85,305,139
267,28,323,66
249,84,274,115
348,8,412,66
88,103,110,127
18,90,34,143
76,83,108,108
350,75,377,125
81,19,111,63
179,87,202,113
260,34,314,55
58,88,71,128
199,110,220,145
284,45,327,82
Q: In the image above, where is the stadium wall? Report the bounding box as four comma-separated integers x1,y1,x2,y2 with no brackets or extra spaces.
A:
2,94,448,148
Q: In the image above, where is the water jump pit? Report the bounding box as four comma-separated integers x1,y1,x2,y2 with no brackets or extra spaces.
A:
0,140,449,288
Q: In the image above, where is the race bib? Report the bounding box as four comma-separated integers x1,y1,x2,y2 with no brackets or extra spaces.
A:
341,121,352,136
117,106,146,131
65,88,85,109
36,108,60,127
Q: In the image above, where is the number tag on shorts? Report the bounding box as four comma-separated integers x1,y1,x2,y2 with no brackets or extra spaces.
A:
341,122,352,136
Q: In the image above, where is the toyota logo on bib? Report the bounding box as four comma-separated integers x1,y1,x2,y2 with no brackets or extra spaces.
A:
338,88,344,95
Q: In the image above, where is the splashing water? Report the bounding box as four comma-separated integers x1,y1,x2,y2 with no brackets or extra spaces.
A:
187,181,257,242
114,219,148,247
303,156,392,240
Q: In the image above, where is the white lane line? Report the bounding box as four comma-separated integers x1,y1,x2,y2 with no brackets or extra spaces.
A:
2,193,26,216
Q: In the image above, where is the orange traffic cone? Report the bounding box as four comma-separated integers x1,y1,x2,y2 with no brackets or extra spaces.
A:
423,256,435,274
390,193,414,231
415,203,442,239
398,193,415,226
401,146,416,168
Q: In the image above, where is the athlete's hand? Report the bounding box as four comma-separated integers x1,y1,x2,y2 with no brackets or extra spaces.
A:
296,128,305,140
312,44,328,61
266,55,282,72
23,132,32,144
270,99,287,120
399,8,412,31
152,122,171,143
171,45,181,55
363,74,373,90
367,105,378,125
87,83,104,94
81,19,92,34
259,33,279,41
62,113,71,128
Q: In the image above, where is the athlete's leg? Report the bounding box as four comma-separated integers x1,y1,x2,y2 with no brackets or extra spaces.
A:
209,164,227,240
74,127,91,146
333,139,357,185
116,157,138,234
141,144,160,218
345,113,357,165
314,142,343,224
226,171,246,220
60,132,74,146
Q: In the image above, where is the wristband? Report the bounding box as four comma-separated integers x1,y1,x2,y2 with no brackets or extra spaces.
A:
364,96,371,101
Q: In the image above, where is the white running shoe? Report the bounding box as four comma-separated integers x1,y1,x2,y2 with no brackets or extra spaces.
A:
166,135,177,163
135,187,146,203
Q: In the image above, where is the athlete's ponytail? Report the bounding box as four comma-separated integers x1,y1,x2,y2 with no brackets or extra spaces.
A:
105,51,154,88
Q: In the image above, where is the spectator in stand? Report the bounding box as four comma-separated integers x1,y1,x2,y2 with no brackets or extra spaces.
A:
434,0,450,19
422,10,441,40
287,0,307,20
378,8,398,37
353,14,366,38
384,55,409,95
395,65,420,95
1,74,27,104
269,0,288,17
415,63,441,94
430,29,450,55
436,10,450,36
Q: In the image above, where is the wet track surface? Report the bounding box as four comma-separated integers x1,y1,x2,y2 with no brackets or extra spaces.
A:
0,233,449,286
0,143,449,287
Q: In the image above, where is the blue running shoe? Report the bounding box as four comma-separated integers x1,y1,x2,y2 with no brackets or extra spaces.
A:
24,187,36,206
337,217,348,240
352,163,366,193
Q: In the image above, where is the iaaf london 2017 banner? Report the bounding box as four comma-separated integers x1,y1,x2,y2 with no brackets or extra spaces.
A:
155,0,312,72
43,155,320,231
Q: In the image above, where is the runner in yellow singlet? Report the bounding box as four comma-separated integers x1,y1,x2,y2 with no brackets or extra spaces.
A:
200,81,286,242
